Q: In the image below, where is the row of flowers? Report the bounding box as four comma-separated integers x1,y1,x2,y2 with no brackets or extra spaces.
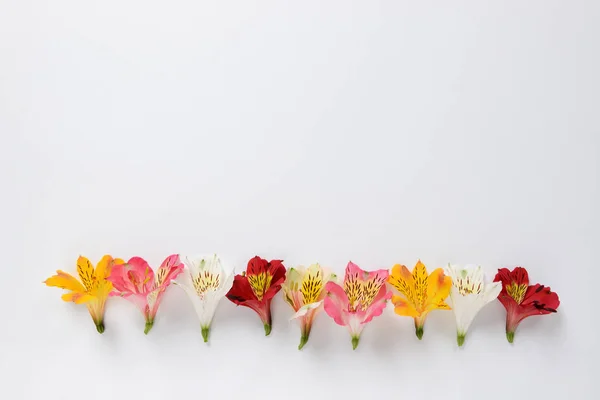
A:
44,255,560,349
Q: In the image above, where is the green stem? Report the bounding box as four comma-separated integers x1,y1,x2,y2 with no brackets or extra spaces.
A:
457,332,466,347
201,326,210,343
415,324,424,340
351,336,360,350
95,321,105,334
298,334,309,350
506,331,515,343
144,320,154,335
264,323,272,336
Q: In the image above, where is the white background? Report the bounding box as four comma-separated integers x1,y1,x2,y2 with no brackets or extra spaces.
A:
1,1,598,399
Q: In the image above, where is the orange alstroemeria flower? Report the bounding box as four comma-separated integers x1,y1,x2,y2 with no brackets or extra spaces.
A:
387,260,452,339
44,255,124,333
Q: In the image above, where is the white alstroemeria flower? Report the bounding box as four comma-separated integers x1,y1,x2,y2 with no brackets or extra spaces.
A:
444,264,502,347
175,254,234,343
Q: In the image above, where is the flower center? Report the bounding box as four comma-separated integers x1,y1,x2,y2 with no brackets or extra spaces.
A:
301,269,323,304
344,273,386,312
193,271,221,297
506,283,527,304
247,272,272,301
455,276,482,295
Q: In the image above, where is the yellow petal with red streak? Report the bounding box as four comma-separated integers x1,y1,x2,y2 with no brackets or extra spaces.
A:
62,292,94,304
94,255,115,280
45,270,86,293
426,268,452,302
77,256,95,291
388,264,416,305
392,295,419,317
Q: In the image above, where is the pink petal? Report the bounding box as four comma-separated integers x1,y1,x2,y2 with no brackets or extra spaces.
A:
127,257,155,293
344,261,365,286
362,285,392,324
366,268,389,284
154,254,184,289
323,281,349,326
107,258,153,295
106,263,130,292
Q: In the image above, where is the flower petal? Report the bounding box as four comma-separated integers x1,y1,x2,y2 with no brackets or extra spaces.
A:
482,281,502,303
176,279,220,327
291,301,323,320
61,292,93,304
411,260,428,307
324,281,349,326
285,267,305,287
300,264,325,304
362,284,391,324
226,275,258,304
362,268,389,309
109,257,154,294
76,256,95,291
448,288,481,334
155,254,184,288
247,256,268,275
391,295,419,317
45,270,86,294
94,255,123,281
343,261,363,310
219,269,235,296
523,284,560,312
449,282,500,335
262,259,286,301
182,256,201,279
388,264,416,306
425,267,452,310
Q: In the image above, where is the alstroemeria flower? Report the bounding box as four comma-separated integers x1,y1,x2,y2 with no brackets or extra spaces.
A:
282,264,336,350
107,254,184,334
226,256,286,336
324,262,391,350
494,266,560,343
174,254,234,343
44,255,124,333
388,260,452,340
445,264,502,346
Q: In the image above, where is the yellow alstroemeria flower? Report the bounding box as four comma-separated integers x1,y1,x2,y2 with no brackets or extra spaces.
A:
387,260,452,340
44,255,124,333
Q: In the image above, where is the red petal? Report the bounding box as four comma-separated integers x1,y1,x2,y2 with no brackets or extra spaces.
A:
505,283,560,333
494,268,512,295
247,256,268,276
226,275,258,304
510,267,529,286
263,259,286,301
523,284,560,312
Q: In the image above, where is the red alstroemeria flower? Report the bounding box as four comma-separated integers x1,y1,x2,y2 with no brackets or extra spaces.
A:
494,267,560,343
226,256,286,335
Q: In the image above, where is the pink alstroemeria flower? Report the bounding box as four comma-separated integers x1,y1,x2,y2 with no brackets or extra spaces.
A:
324,262,391,349
107,254,184,334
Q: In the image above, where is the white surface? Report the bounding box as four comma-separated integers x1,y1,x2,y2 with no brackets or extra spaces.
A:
1,1,598,399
